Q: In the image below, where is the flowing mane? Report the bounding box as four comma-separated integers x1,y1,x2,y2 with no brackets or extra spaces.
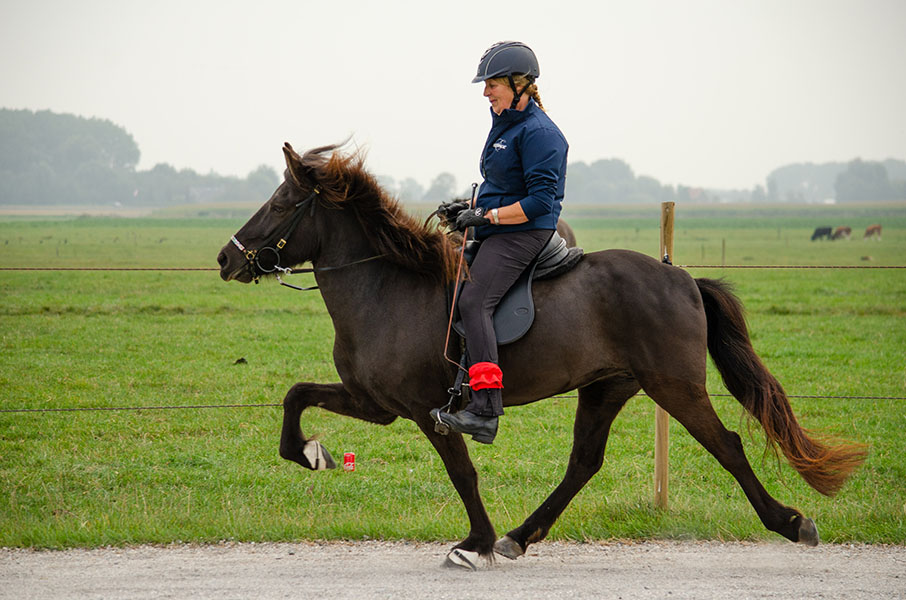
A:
299,144,459,284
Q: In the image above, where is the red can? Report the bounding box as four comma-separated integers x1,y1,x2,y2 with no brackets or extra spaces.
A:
343,452,355,472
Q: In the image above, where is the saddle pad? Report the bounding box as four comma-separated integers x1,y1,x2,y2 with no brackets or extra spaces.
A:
452,261,538,346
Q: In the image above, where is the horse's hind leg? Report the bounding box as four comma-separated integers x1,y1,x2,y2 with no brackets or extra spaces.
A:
644,376,818,545
496,377,638,559
280,382,397,470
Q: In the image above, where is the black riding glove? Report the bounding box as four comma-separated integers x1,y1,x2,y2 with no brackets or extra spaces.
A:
454,207,492,231
436,200,470,227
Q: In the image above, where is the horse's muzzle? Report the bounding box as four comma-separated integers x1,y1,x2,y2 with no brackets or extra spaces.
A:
217,248,254,283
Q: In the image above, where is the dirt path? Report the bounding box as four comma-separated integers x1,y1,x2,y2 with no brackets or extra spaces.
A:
2,540,904,599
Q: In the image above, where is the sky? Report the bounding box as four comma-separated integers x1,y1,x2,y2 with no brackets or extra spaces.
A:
2,0,905,193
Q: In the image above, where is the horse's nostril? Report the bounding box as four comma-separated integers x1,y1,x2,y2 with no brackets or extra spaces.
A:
217,250,228,268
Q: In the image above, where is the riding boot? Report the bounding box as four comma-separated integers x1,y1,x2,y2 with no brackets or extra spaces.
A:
430,361,503,444
430,408,498,444
430,375,502,443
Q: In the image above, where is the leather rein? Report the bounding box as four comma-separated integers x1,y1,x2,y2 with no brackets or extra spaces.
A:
230,185,383,291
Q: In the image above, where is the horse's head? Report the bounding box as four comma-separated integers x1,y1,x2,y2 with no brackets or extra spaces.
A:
218,143,326,283
219,141,461,287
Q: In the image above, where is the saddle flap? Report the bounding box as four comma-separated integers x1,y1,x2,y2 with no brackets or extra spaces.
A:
450,230,584,346
452,262,537,345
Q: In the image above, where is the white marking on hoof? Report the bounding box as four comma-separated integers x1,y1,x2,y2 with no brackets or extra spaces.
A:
494,536,524,560
444,548,480,570
303,440,331,471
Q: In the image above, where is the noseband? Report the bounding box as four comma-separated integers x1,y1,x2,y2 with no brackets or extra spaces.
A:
229,184,383,291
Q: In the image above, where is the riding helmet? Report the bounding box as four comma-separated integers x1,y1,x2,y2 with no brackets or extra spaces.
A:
471,41,540,83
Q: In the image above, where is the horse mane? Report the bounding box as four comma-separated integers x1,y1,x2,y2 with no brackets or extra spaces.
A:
299,144,459,285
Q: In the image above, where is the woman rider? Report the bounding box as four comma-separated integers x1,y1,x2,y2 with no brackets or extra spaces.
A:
431,41,569,444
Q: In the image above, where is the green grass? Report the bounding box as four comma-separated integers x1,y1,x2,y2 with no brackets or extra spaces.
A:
1,203,904,548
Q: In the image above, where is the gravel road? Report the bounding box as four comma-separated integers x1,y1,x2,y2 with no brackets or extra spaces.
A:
2,540,903,599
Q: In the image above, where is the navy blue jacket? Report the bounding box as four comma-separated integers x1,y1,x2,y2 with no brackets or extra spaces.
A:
473,99,568,240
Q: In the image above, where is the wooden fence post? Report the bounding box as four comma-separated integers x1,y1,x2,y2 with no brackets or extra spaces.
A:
655,201,674,509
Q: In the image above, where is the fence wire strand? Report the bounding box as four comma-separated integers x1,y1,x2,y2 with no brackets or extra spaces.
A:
2,262,901,415
2,393,902,414
6,265,906,271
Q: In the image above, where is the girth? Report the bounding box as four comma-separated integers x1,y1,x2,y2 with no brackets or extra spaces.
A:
451,231,584,345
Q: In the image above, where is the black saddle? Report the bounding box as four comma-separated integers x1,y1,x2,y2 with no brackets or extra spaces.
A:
451,231,584,345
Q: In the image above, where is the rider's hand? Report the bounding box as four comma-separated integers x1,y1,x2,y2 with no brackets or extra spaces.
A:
454,207,492,232
437,200,470,227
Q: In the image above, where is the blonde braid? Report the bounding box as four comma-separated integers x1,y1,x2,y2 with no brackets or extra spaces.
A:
489,75,547,112
527,84,545,112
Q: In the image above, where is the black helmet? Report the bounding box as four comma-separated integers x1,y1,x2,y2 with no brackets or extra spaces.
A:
471,41,540,84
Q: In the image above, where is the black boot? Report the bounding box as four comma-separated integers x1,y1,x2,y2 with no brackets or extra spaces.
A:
430,408,498,444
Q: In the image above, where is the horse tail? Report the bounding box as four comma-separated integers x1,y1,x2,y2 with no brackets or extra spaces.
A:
695,277,866,496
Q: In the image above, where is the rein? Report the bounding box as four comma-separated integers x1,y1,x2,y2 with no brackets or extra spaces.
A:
230,185,383,291
274,254,386,291
442,183,478,371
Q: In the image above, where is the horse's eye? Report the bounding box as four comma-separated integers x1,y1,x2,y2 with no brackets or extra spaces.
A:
271,203,286,214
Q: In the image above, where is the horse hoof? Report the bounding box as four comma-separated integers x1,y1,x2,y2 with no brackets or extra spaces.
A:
443,548,480,571
494,536,524,560
797,517,820,547
302,440,336,471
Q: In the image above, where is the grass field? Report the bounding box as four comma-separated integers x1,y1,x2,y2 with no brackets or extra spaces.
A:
1,202,904,548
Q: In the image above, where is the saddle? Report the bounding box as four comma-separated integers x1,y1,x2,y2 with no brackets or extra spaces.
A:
451,231,584,345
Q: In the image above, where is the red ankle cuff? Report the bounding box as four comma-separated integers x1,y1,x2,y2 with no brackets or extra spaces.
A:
469,362,503,390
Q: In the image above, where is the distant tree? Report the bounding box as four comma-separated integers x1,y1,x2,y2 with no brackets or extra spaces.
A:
883,159,906,182
834,159,893,202
134,163,187,205
0,109,291,207
397,178,425,203
676,185,713,203
422,172,457,203
765,162,843,204
566,158,674,204
891,180,906,198
245,165,279,199
374,175,397,196
0,108,140,204
750,184,767,203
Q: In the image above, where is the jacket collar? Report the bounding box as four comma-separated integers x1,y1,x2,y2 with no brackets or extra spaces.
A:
489,98,538,126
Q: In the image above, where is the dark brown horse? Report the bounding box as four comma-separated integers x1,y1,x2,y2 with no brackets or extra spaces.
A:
217,143,865,569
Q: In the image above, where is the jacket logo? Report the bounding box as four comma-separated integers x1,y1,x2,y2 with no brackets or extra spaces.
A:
492,138,507,151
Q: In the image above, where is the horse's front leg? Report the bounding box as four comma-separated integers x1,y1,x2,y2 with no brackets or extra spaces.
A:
414,415,496,570
279,382,397,470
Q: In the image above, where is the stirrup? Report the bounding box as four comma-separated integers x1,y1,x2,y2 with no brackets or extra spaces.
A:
434,351,469,435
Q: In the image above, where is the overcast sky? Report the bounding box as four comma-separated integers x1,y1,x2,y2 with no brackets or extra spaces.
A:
2,0,904,192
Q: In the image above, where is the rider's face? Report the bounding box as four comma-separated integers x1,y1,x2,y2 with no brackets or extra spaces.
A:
483,79,515,115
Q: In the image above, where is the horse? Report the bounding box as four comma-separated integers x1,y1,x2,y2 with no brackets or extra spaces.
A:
217,143,866,569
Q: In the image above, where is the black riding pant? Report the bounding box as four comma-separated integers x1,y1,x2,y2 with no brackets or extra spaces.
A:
458,229,552,417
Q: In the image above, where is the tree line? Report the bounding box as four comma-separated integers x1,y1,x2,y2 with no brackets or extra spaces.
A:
0,109,278,207
2,108,904,207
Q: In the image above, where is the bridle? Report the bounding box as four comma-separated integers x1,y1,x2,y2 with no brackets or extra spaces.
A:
229,184,383,291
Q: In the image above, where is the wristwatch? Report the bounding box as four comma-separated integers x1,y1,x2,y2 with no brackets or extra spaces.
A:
491,208,500,225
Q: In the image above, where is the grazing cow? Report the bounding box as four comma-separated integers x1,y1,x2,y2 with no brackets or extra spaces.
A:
864,224,882,240
811,226,832,241
832,226,852,240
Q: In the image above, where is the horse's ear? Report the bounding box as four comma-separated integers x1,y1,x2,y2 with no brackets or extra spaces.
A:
283,142,307,187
